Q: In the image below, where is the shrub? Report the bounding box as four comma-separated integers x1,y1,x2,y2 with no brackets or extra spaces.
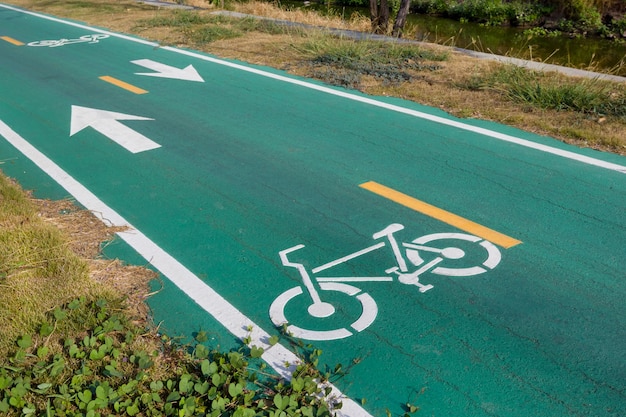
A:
412,0,549,26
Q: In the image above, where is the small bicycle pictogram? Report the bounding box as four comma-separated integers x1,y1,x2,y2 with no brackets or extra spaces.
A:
27,34,109,47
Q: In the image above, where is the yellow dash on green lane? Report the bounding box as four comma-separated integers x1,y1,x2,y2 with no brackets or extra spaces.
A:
99,76,148,94
1,36,24,45
360,181,522,249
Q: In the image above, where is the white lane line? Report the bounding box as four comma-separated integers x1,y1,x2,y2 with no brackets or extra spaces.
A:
167,46,626,174
0,119,372,417
2,3,624,174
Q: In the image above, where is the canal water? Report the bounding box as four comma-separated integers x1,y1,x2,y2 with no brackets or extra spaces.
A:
408,14,626,76
287,2,626,76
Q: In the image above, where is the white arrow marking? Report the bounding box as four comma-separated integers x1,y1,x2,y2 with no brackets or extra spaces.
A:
70,105,160,153
131,59,204,82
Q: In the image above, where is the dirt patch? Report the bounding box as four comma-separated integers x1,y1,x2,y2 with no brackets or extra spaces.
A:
33,198,157,323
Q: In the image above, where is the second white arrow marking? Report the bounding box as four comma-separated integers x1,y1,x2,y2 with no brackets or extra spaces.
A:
70,105,161,153
131,59,204,82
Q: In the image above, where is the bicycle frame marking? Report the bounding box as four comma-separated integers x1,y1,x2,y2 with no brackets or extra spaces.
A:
316,277,393,282
27,34,109,47
312,242,385,274
270,223,506,341
360,181,523,249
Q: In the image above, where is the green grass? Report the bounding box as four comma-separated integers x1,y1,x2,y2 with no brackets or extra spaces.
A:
297,37,447,89
479,65,626,119
136,12,290,44
0,295,338,416
36,0,140,13
138,10,214,28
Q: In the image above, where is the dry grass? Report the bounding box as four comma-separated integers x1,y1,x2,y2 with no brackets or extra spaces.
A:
0,173,155,354
33,198,157,322
235,0,372,31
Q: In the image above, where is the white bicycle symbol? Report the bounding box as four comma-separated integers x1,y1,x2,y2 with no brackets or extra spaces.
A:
27,34,109,47
269,223,502,341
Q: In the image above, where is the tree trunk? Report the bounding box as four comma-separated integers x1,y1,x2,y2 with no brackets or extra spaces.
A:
379,0,389,33
392,0,411,37
369,0,379,30
370,0,390,34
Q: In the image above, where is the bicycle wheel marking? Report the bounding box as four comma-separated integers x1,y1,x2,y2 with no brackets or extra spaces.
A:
413,233,501,277
269,283,378,341
352,293,378,332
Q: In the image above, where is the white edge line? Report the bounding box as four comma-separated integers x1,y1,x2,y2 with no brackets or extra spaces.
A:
1,3,624,174
169,46,626,174
0,119,372,417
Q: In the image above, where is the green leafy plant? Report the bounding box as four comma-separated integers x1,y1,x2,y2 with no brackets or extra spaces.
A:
0,298,343,416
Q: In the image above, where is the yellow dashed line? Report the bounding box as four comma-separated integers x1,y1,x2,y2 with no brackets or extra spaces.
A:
1,36,24,46
99,76,148,94
360,181,522,248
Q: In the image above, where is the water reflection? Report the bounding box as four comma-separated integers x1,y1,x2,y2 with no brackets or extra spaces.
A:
408,14,626,75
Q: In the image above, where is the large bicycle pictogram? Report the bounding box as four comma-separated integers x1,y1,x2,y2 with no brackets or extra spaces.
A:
269,223,502,341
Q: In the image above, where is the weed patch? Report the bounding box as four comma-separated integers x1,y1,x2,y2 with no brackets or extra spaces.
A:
298,38,446,89
485,65,626,119
136,12,291,45
0,173,350,416
138,10,213,28
0,297,339,416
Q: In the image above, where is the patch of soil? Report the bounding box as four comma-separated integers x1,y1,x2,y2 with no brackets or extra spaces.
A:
33,198,157,323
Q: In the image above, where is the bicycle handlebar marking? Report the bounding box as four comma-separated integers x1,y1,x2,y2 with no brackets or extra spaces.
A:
270,223,505,341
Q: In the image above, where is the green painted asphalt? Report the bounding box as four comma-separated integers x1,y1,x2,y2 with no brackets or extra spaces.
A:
1,4,625,416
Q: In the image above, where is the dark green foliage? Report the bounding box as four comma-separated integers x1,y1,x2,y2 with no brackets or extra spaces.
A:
0,298,338,416
411,0,549,26
302,42,445,89
409,0,625,34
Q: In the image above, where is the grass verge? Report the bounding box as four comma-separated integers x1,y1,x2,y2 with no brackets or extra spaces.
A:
488,66,626,119
0,175,111,355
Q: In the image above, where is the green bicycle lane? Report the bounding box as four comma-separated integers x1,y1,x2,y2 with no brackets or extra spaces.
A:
1,4,625,416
